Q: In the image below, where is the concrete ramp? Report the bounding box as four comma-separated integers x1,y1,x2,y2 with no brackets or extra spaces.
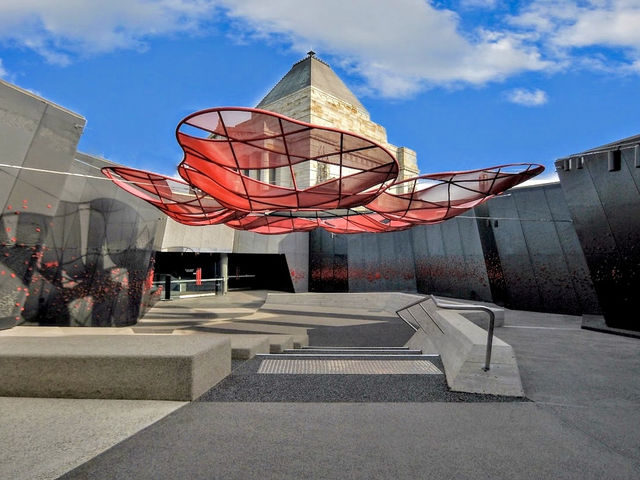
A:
404,299,524,397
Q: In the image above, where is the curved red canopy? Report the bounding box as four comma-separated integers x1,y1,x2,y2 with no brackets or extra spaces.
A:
101,167,244,226
176,107,399,212
366,163,545,225
103,107,545,234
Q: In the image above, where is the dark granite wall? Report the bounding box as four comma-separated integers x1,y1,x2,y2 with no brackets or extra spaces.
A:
478,183,599,314
309,183,599,316
556,141,640,330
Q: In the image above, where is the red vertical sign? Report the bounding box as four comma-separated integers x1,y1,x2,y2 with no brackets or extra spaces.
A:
195,267,202,286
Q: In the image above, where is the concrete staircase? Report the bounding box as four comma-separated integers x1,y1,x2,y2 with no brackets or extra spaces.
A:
254,345,444,376
282,346,426,357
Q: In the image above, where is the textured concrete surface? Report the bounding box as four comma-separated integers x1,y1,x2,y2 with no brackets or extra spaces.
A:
0,397,185,480
196,355,521,403
406,299,523,396
0,335,231,400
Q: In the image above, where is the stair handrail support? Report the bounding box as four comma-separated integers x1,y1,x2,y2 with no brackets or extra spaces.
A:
396,295,496,371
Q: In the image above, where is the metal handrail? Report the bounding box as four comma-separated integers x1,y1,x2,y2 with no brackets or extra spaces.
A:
395,297,427,332
429,295,495,371
396,310,419,331
396,295,496,371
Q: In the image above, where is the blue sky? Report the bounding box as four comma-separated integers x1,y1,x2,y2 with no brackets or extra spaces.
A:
1,0,639,181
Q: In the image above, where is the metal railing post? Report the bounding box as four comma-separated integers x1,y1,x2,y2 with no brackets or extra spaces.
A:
430,295,495,371
164,275,171,301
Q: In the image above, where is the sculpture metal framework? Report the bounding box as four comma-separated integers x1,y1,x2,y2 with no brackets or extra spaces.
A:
103,107,544,234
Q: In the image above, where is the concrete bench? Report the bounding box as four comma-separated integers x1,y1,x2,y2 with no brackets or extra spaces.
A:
405,299,523,397
0,335,231,401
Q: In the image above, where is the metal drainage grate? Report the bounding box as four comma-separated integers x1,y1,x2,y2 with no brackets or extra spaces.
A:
257,359,442,375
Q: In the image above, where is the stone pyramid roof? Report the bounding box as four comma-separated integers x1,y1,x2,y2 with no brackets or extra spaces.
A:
257,54,366,112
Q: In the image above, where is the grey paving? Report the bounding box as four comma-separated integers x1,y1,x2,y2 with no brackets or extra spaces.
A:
0,397,185,480
3,293,639,479
56,305,640,479
59,402,639,480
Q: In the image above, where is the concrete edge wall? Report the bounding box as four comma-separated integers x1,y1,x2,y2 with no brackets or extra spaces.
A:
405,299,524,397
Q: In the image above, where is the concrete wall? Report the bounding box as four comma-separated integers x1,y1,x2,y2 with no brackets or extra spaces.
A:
309,215,492,300
157,218,234,253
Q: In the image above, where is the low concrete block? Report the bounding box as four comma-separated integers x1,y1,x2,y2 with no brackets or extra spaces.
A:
172,331,270,359
0,335,231,401
405,299,523,397
0,326,136,336
267,335,294,353
292,334,309,349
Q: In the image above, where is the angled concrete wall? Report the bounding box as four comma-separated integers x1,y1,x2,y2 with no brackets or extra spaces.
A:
0,81,161,327
477,183,599,315
556,138,640,330
0,80,85,328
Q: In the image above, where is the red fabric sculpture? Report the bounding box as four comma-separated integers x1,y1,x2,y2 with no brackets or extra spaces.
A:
103,107,544,234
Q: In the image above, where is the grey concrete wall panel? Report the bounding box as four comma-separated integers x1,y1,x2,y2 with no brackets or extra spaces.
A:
344,230,415,293
159,219,234,254
486,192,543,311
423,223,456,296
0,77,161,328
483,184,597,315
411,218,491,302
0,81,49,209
474,203,507,305
411,225,434,294
0,81,85,329
557,145,640,330
455,217,493,301
514,187,581,313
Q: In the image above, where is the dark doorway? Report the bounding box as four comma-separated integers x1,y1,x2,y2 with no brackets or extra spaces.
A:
228,254,293,291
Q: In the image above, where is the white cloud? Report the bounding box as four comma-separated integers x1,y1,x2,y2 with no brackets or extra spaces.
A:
509,1,640,70
0,0,218,65
506,88,549,106
460,0,499,9
0,59,6,78
3,0,640,99
217,0,550,96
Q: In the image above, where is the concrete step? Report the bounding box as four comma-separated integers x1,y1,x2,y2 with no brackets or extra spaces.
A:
302,346,410,350
284,349,423,355
258,353,437,360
